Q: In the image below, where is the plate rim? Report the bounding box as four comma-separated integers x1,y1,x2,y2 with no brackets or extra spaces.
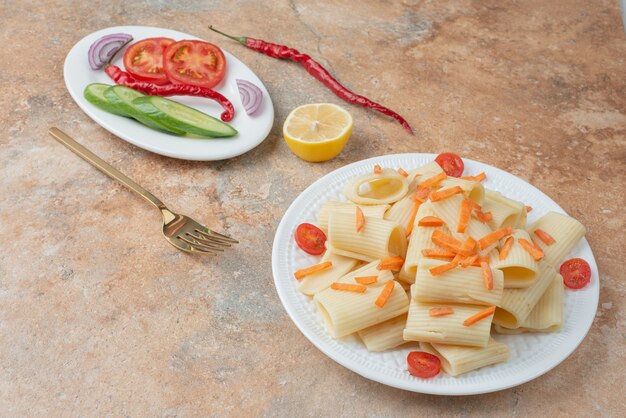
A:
271,153,599,395
63,25,275,161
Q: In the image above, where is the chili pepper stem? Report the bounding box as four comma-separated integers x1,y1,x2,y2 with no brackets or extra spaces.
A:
208,26,247,44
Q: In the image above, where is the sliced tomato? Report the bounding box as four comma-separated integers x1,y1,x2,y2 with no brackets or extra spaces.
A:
407,351,441,378
163,40,226,88
435,152,464,177
560,258,591,289
124,37,174,85
295,223,326,255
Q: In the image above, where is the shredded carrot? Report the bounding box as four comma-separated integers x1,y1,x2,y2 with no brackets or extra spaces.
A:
431,230,464,253
474,210,493,223
481,261,494,290
430,186,463,202
397,168,409,177
374,281,395,308
478,227,514,250
458,237,478,256
404,201,421,237
412,187,431,202
429,307,454,317
499,236,514,261
418,172,447,191
355,276,378,285
457,199,472,233
531,237,543,251
356,206,365,233
460,254,479,268
461,172,486,182
429,261,459,276
294,261,333,281
534,229,556,245
377,256,405,271
519,238,544,260
421,248,457,260
418,216,444,227
525,205,533,212
452,253,464,263
464,198,482,211
463,306,496,326
470,257,490,267
373,164,382,174
330,282,367,293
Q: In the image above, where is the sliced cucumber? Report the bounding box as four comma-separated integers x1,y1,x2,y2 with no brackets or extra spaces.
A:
83,83,128,116
103,86,185,135
132,96,238,138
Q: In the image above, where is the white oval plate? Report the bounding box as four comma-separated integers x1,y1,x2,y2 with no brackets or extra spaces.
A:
272,154,599,395
64,25,274,161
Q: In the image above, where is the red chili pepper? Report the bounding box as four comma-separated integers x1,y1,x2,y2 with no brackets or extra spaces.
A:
208,26,413,134
104,65,235,122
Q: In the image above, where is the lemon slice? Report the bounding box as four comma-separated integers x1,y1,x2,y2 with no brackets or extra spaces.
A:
283,103,353,162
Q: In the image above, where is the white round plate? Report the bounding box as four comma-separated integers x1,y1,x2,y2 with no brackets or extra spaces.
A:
272,154,599,395
64,26,274,161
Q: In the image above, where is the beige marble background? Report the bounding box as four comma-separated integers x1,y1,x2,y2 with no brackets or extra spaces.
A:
1,0,624,416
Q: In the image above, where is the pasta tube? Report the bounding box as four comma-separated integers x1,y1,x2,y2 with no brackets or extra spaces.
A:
493,229,539,288
527,212,586,267
298,251,360,296
482,190,526,229
419,338,509,376
358,314,409,352
317,201,389,231
344,169,409,205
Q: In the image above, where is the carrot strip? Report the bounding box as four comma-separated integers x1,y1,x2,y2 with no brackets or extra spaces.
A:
330,282,367,293
412,187,431,202
470,257,490,267
373,164,382,174
519,238,544,261
377,256,404,271
421,248,457,260
481,261,494,290
431,230,464,253
525,205,533,212
294,261,333,280
429,261,459,276
534,229,556,245
452,253,464,263
460,172,486,182
397,168,409,177
418,172,447,190
464,198,482,211
356,206,365,232
478,227,514,250
460,254,479,268
429,307,454,317
474,210,493,223
418,216,444,227
404,201,421,237
499,236,514,260
458,237,477,256
430,186,463,202
457,199,472,233
374,281,395,308
463,306,496,326
355,276,378,285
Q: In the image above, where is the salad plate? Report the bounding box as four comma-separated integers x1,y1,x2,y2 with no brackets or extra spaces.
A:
271,154,599,395
64,25,274,161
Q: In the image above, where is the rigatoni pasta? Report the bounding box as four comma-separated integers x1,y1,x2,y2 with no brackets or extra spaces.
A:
493,229,539,288
358,314,410,352
317,201,389,231
527,212,586,266
419,338,509,376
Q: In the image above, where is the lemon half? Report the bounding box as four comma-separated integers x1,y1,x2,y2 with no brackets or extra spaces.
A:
283,103,353,162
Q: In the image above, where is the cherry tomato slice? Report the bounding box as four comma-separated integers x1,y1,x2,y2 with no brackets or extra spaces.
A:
124,37,174,85
560,258,591,289
163,40,227,88
407,351,441,378
295,223,326,255
435,152,464,177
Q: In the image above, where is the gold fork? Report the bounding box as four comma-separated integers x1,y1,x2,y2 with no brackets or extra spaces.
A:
49,127,237,255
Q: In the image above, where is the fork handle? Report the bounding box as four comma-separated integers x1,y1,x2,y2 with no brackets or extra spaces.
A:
49,127,166,210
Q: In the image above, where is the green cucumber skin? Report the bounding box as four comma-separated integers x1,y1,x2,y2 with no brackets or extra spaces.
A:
83,83,128,117
103,86,184,135
132,96,238,138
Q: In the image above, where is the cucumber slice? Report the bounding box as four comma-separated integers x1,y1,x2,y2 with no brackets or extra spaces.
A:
103,86,185,135
83,83,128,116
132,96,238,138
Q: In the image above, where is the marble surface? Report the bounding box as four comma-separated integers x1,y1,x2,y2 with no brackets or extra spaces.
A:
1,0,624,416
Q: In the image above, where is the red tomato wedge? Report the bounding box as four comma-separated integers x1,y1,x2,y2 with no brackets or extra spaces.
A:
435,152,464,177
295,223,326,255
560,258,591,289
163,40,227,88
407,351,441,378
123,37,174,85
